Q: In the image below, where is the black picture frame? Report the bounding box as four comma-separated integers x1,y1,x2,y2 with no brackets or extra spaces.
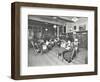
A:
11,2,98,80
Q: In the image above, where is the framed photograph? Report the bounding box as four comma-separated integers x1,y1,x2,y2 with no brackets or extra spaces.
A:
11,2,98,80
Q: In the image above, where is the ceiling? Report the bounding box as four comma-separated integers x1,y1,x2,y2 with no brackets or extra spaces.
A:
28,15,88,26
28,15,73,26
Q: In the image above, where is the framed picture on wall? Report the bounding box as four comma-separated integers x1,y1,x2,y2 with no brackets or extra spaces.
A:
11,2,98,80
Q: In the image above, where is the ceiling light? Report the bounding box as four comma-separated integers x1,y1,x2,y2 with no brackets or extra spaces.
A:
53,17,57,19
53,25,57,28
45,28,48,31
72,17,78,22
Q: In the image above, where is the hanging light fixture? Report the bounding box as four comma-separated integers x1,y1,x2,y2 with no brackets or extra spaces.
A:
72,17,78,22
45,28,48,31
53,25,57,29
52,17,57,19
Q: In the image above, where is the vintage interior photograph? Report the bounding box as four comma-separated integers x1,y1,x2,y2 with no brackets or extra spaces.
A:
28,15,88,66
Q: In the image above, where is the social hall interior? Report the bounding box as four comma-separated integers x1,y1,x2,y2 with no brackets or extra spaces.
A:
28,15,88,66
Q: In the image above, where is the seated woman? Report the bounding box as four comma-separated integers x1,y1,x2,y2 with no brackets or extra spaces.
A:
57,40,67,60
65,40,72,50
60,40,67,48
72,38,79,59
62,40,74,63
50,39,55,47
63,38,79,61
45,40,50,46
45,40,53,51
73,38,79,52
56,40,61,47
34,42,41,54
42,43,48,54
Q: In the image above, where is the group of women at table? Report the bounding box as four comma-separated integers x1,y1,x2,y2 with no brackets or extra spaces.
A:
29,37,79,63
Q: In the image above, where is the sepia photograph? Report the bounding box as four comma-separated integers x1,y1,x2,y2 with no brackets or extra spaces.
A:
28,15,88,66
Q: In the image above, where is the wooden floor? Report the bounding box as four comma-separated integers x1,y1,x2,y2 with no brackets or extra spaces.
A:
28,47,87,66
